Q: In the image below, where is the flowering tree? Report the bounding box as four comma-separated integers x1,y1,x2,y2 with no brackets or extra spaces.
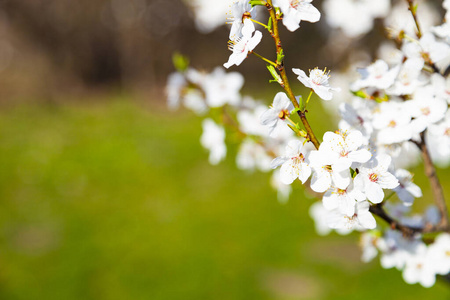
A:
167,0,450,288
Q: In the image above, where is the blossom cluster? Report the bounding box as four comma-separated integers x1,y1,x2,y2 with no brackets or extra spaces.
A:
167,0,450,288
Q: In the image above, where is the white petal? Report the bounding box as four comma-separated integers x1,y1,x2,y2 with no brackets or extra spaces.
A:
313,85,332,100
332,169,351,189
366,181,384,203
358,211,377,229
280,161,296,184
345,130,363,151
292,68,312,88
322,190,339,211
311,171,332,193
271,157,288,169
348,149,372,164
298,163,312,184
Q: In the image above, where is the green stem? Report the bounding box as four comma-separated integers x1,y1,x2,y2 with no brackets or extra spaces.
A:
303,90,313,111
406,0,422,38
250,18,269,30
252,52,277,67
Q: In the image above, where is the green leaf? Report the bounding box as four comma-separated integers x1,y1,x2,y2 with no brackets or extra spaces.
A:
276,49,285,65
249,0,267,6
266,64,283,85
172,52,189,72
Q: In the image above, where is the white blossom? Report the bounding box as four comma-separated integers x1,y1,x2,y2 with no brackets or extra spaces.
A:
402,244,436,288
393,169,422,206
200,119,226,165
354,154,399,204
408,87,448,134
308,144,352,192
271,169,293,204
224,19,262,69
201,67,244,107
273,0,320,32
351,60,400,91
228,0,257,39
427,233,450,276
270,140,311,185
387,58,424,96
309,201,352,236
327,201,377,230
323,0,390,37
372,101,413,145
322,181,366,217
260,92,295,137
320,130,372,171
236,139,272,172
292,67,341,100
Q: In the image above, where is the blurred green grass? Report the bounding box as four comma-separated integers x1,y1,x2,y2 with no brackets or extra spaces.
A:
0,99,449,299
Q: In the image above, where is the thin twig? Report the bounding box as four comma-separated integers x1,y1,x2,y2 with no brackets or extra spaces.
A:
406,0,422,38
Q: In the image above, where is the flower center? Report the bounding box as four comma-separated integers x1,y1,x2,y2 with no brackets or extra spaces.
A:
324,165,332,172
445,128,450,137
388,120,397,128
420,107,431,116
278,109,289,120
292,153,305,164
290,0,301,9
227,38,248,53
337,188,347,195
310,68,330,85
369,173,378,182
446,250,450,257
242,11,251,22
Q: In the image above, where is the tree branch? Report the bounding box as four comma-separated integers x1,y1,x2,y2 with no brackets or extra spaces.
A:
417,132,450,231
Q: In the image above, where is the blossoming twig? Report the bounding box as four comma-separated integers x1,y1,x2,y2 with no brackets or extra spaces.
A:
266,0,321,149
406,0,422,38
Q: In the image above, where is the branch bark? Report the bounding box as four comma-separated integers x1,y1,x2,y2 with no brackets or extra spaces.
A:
417,132,450,231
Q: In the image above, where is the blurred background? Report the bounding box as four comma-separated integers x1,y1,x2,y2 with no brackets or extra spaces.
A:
0,0,449,299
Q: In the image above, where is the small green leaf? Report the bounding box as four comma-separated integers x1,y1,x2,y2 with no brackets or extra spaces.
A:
266,64,283,85
249,0,267,6
267,16,273,32
172,52,189,72
351,90,368,99
276,49,285,65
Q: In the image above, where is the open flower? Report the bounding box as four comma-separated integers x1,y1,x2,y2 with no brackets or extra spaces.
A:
260,92,294,137
270,140,311,184
393,169,422,206
273,0,320,32
200,119,226,165
322,181,366,217
351,60,400,91
327,201,377,230
292,67,340,100
354,154,399,204
309,149,351,192
228,0,256,39
320,130,372,171
224,19,262,69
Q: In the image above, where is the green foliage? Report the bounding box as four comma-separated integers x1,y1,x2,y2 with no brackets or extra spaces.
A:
0,100,448,299
172,52,190,72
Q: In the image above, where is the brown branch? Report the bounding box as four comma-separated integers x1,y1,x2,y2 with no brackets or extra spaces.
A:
417,132,450,231
369,203,448,236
